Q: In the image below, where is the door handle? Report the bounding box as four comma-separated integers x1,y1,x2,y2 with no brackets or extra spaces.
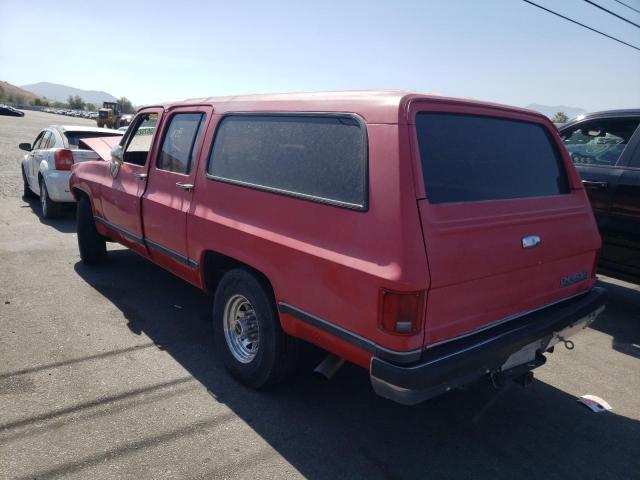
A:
176,182,194,191
522,235,541,249
133,173,148,180
582,180,608,189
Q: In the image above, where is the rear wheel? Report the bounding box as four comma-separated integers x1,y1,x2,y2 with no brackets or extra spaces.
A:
213,269,298,388
22,166,34,198
77,196,106,264
39,177,61,219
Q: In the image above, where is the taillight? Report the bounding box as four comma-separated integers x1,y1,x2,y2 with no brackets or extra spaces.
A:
54,149,74,170
379,289,425,335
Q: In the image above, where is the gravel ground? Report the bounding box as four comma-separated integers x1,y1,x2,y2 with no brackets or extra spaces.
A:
0,110,639,479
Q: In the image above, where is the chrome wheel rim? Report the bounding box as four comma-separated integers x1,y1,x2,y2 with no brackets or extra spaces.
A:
223,294,260,363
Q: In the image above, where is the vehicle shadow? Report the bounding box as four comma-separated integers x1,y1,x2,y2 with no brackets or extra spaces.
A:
592,277,640,359
73,250,640,479
21,195,76,234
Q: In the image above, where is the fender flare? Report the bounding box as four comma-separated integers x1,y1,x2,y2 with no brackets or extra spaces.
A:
20,155,29,172
70,185,92,202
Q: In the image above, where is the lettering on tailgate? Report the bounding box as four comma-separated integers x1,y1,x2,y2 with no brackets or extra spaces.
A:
560,271,588,288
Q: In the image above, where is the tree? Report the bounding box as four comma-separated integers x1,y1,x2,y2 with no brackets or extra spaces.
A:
67,95,85,110
85,103,96,112
551,112,569,123
0,85,4,101
32,97,50,107
117,97,134,114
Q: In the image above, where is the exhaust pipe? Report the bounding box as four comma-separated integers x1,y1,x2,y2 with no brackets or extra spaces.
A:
313,353,345,380
491,369,535,389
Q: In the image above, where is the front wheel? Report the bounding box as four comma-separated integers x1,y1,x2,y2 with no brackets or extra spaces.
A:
22,167,35,198
213,269,298,388
77,196,106,264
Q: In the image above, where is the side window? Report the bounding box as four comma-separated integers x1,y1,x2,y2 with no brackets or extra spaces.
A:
561,118,640,166
32,132,45,150
122,113,158,166
157,113,205,174
48,131,60,148
42,131,54,149
207,114,367,209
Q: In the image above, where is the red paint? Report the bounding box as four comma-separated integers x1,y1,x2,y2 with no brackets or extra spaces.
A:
69,92,600,370
142,106,212,285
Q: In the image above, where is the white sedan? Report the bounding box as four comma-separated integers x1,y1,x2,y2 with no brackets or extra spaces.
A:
20,125,123,218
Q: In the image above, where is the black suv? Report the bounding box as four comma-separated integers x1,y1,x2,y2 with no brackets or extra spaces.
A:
559,110,640,282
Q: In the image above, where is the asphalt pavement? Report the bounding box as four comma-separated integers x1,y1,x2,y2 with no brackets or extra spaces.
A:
1,110,639,479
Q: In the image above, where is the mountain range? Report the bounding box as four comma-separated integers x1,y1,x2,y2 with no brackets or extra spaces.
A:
20,82,117,104
525,104,588,120
0,81,39,103
6,80,591,119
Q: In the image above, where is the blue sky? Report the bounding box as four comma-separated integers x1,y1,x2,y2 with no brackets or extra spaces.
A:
1,0,639,110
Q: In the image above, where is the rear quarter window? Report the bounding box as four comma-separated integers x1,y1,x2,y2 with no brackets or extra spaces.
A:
416,113,569,204
207,114,367,209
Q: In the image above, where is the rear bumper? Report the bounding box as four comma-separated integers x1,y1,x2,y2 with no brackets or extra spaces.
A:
42,170,74,202
370,287,606,405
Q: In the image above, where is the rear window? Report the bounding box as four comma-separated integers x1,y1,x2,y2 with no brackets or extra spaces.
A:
207,114,367,209
415,113,569,204
66,132,122,149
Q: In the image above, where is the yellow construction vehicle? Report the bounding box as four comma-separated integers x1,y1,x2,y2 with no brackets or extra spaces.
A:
96,101,122,129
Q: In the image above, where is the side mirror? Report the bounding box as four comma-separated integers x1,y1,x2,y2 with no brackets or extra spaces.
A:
19,142,31,152
110,145,124,178
111,144,123,163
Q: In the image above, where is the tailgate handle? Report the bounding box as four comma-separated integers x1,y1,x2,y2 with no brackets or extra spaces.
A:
522,235,541,249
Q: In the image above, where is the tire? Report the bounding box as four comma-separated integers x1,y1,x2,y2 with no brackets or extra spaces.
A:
39,177,61,219
77,195,106,264
22,166,35,198
213,269,298,388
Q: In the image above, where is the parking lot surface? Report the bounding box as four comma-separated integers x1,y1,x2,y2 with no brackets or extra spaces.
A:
1,110,639,479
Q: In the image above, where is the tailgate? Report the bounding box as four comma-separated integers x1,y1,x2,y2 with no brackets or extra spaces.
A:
412,108,601,346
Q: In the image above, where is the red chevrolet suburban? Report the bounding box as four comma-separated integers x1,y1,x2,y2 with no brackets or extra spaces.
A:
69,91,606,404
